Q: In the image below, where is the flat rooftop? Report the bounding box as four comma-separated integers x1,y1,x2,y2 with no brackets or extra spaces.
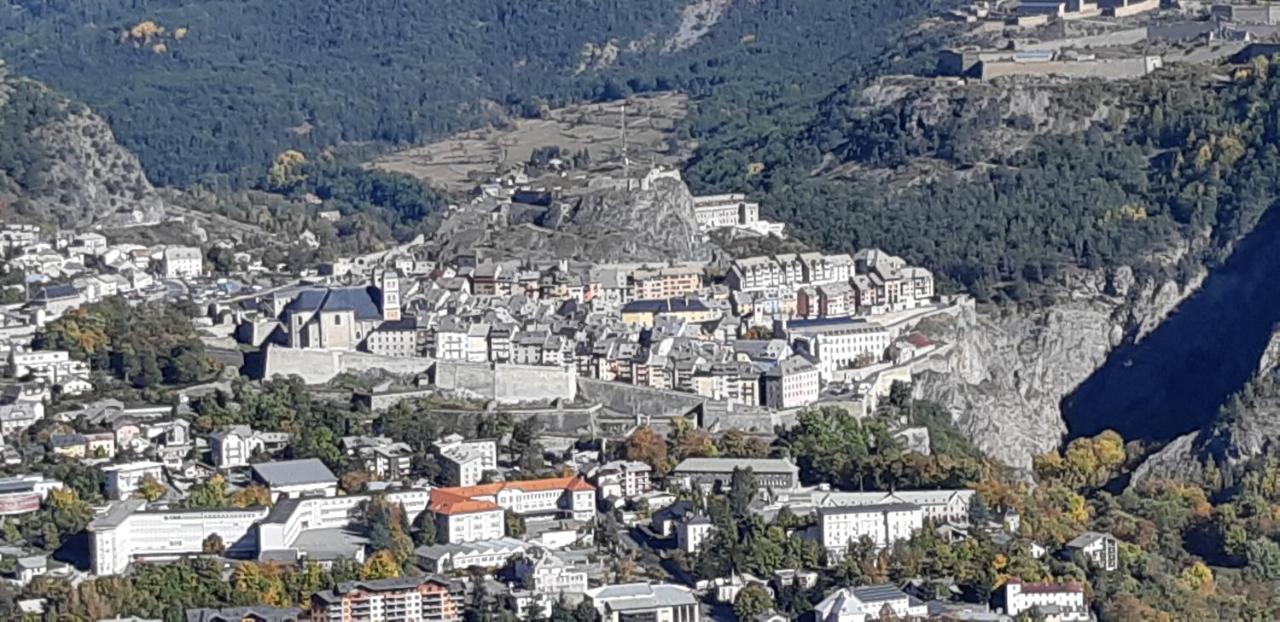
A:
251,459,338,487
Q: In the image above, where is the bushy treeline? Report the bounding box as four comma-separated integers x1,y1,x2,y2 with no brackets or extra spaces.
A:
34,298,213,388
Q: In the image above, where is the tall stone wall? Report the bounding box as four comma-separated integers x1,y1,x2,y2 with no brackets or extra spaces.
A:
576,378,708,418
433,361,577,404
980,56,1160,81
259,347,342,383
341,352,435,376
422,406,601,436
1017,27,1147,51
258,345,434,384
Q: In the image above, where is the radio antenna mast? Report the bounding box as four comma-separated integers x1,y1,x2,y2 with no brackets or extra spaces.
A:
620,102,630,189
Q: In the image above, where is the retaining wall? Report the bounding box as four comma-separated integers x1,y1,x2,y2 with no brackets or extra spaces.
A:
433,360,577,404
258,345,435,384
980,56,1161,81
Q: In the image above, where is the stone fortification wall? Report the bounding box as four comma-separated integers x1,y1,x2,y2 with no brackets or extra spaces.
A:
980,56,1160,81
1015,27,1147,51
577,377,785,433
258,345,434,384
432,360,577,403
257,348,575,402
259,347,342,383
576,378,708,417
422,405,602,435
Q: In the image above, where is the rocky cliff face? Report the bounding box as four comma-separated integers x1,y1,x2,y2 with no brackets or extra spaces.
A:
1132,327,1280,487
434,176,711,264
32,108,167,228
912,267,1195,470
560,177,710,263
0,69,165,228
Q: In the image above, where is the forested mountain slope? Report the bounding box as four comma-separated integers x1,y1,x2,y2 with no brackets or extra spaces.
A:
0,65,166,228
0,0,946,188
687,63,1280,300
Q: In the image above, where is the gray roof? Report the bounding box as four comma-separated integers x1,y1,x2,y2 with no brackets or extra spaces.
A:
251,459,337,487
851,583,908,603
672,457,798,475
185,606,302,622
1064,531,1111,549
589,583,697,611
817,502,920,517
88,499,146,531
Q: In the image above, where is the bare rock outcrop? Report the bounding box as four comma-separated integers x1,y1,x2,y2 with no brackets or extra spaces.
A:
32,108,166,228
0,69,165,228
912,268,1194,470
435,176,711,264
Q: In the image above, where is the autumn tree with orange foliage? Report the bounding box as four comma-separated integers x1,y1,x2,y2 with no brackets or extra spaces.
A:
624,426,669,474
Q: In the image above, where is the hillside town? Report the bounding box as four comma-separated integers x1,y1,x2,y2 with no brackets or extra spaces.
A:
0,140,1126,622
12,2,1280,621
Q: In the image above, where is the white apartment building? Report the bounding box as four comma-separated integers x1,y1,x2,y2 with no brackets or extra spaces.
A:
209,426,291,469
0,402,44,441
1063,531,1119,571
434,320,468,361
1001,580,1089,621
433,435,498,487
251,459,339,501
783,319,892,381
258,489,429,554
514,547,588,596
852,249,935,314
102,461,164,500
727,253,853,293
819,503,924,560
805,489,976,524
90,489,430,576
7,350,89,383
415,537,527,573
465,324,491,362
72,232,108,255
588,583,700,622
161,246,203,279
814,584,928,622
692,194,760,230
89,499,268,575
430,501,505,545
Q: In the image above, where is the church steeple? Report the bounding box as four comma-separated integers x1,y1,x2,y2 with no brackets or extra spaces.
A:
375,269,401,321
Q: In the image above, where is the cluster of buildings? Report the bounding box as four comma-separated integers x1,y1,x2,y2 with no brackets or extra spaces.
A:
0,223,228,453
222,238,940,413
933,0,1280,83
0,157,1117,621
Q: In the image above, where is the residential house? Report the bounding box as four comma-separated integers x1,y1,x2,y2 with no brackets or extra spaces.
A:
1061,531,1118,571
